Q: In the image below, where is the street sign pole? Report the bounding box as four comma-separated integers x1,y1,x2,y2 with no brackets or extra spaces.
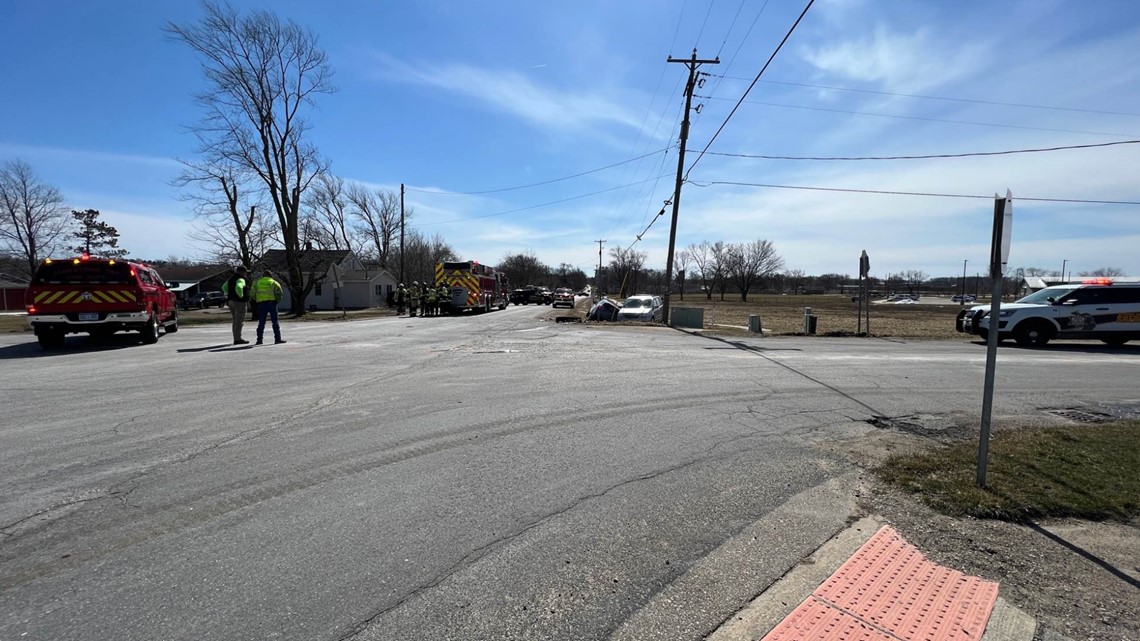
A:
978,190,1012,487
860,250,871,335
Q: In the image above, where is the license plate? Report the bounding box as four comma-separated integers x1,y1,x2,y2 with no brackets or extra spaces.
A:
1118,312,1140,323
79,313,99,321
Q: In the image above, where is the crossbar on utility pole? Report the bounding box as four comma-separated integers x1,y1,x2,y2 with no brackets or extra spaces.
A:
663,49,718,326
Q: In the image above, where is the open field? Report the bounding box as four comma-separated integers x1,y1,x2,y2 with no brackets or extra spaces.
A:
660,294,985,339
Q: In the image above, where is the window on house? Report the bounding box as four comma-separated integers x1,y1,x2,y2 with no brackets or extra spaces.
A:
374,285,383,296
315,284,322,296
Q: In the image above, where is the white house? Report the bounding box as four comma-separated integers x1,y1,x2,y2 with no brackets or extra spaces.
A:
258,250,397,310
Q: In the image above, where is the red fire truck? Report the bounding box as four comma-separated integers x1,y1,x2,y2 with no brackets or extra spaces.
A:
434,260,509,314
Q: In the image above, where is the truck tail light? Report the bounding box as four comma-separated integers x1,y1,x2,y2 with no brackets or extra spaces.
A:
27,305,36,314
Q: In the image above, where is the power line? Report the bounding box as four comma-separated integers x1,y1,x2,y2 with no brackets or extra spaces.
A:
702,139,1140,161
683,0,816,180
695,0,716,50
715,0,749,59
707,77,1140,118
691,180,1140,205
691,96,1140,137
405,147,671,196
417,173,675,225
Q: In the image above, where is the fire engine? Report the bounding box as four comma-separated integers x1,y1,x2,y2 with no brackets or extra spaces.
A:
434,260,509,313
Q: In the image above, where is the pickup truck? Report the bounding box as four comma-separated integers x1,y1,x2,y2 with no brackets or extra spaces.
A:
25,256,179,349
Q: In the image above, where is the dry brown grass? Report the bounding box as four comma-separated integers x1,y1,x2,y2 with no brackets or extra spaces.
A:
667,294,976,338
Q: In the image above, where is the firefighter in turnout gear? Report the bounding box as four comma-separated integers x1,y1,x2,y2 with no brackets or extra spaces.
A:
419,282,429,317
437,282,450,316
395,283,407,315
426,282,438,317
408,282,420,317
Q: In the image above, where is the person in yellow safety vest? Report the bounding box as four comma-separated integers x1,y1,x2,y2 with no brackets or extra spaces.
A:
426,282,438,317
250,269,286,345
408,282,420,317
437,282,450,316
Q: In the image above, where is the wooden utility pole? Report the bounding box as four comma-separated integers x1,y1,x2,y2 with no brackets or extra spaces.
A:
400,183,405,285
663,49,718,326
595,239,605,299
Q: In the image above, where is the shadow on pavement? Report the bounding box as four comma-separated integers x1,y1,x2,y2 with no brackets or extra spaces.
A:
0,334,148,359
1028,522,1140,590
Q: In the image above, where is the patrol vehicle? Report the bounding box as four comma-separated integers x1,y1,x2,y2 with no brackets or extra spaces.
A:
956,278,1140,346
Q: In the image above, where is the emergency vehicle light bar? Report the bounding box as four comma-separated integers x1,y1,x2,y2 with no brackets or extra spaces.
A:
1082,278,1113,285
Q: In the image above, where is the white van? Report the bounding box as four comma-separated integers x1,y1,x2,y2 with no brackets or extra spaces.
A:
956,279,1140,346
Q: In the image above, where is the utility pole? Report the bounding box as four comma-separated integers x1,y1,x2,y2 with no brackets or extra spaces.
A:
961,259,968,305
595,239,605,299
663,49,718,326
400,183,406,285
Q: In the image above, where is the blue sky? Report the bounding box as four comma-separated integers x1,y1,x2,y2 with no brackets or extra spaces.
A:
3,0,1139,279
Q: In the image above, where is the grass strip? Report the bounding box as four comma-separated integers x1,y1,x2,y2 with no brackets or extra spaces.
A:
875,421,1140,522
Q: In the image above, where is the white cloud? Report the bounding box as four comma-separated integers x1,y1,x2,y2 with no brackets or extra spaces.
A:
800,25,993,95
370,54,656,138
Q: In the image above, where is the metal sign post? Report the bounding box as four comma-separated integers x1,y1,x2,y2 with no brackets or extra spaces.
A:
978,190,1012,488
860,250,870,335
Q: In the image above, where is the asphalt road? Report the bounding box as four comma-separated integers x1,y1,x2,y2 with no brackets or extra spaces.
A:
1,306,1137,641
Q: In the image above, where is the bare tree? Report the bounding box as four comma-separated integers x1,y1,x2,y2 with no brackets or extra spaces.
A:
347,184,401,267
0,160,70,277
675,249,691,301
608,246,646,298
901,270,926,295
397,230,456,285
685,241,715,300
498,251,548,289
174,159,272,267
710,241,730,301
785,268,806,295
303,173,358,254
1080,267,1125,277
724,240,784,302
167,2,336,313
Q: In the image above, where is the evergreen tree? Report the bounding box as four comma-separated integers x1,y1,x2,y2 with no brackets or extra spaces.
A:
71,209,128,258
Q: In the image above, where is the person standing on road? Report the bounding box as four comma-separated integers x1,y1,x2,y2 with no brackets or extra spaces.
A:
396,283,407,316
408,281,420,318
419,282,429,317
221,265,250,345
251,269,286,345
437,282,450,316
426,282,437,317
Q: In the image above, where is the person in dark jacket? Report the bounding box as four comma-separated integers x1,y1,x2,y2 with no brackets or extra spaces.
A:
221,266,250,344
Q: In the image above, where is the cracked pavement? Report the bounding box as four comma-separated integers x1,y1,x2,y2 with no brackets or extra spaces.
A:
1,309,1137,640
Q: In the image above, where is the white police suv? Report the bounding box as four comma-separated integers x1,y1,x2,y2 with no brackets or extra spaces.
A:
956,279,1140,347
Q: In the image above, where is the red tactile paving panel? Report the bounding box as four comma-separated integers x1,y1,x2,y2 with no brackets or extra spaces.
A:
761,525,999,641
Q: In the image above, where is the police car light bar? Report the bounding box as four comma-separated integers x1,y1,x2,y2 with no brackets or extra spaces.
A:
1082,278,1113,285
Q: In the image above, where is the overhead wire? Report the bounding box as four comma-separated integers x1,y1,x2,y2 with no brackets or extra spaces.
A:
702,139,1140,161
683,0,816,181
404,147,671,196
706,77,1140,118
418,173,675,226
691,96,1140,138
690,180,1140,205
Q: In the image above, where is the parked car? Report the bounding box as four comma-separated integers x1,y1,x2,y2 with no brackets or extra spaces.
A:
552,288,575,308
586,297,621,321
957,279,1140,346
528,287,554,305
616,294,663,322
951,294,977,303
183,291,226,309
